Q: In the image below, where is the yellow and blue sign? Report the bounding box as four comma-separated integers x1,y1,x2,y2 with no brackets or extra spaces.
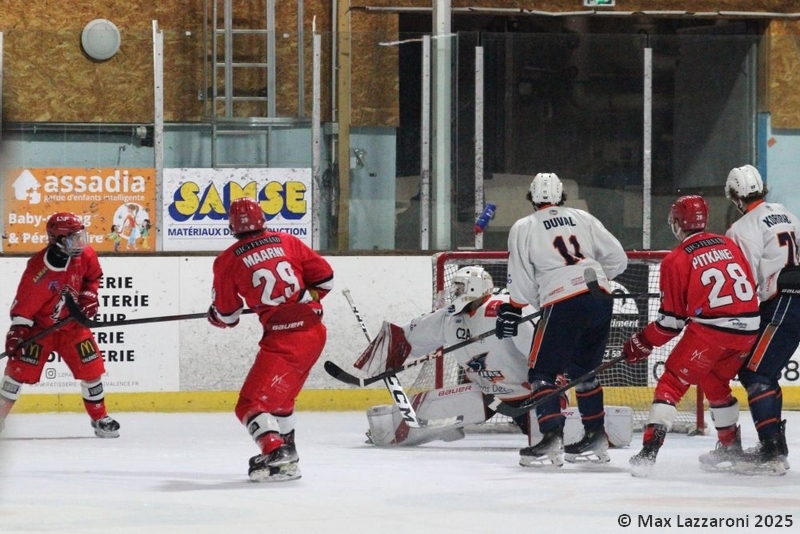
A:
162,168,312,250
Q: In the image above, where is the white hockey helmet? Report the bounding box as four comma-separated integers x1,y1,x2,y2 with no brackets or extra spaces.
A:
529,173,564,205
725,164,764,213
449,266,493,313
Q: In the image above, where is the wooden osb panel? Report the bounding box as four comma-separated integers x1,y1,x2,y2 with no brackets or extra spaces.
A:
2,0,800,126
767,20,800,129
350,15,399,127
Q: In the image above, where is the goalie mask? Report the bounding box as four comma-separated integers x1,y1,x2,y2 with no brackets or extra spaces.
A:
725,164,765,214
46,212,88,257
668,195,707,240
447,266,494,313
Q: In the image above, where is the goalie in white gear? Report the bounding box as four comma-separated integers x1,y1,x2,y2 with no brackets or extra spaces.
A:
358,266,632,449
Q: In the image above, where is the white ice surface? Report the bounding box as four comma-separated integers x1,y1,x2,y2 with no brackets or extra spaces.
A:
1,411,799,534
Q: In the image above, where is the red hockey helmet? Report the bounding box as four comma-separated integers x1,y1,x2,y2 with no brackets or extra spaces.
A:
228,197,265,236
668,195,707,239
46,212,88,256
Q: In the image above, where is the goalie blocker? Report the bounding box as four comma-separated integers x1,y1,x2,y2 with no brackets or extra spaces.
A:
366,382,632,448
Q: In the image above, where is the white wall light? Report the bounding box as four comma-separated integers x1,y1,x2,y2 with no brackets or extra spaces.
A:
81,19,121,61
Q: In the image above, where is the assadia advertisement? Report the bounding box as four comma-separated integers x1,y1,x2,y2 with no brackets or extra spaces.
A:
3,168,157,253
163,168,312,251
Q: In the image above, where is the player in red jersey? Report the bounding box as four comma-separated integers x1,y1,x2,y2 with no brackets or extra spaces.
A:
2,213,120,438
207,197,334,482
622,195,759,476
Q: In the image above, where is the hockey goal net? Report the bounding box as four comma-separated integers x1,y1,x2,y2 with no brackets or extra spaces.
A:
412,250,705,434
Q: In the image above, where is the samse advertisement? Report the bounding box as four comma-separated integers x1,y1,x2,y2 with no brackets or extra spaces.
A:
162,168,312,251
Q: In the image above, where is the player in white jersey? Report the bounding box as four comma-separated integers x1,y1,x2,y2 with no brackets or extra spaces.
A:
701,164,799,475
357,266,540,446
498,173,628,467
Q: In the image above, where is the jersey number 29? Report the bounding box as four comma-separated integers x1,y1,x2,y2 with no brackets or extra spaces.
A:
252,261,301,305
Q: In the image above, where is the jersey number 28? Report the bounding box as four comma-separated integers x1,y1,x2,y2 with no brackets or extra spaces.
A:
700,263,755,308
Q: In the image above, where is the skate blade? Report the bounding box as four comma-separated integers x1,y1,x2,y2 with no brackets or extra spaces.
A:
519,453,564,468
733,461,787,477
94,429,120,439
249,463,301,482
565,451,610,464
698,461,734,473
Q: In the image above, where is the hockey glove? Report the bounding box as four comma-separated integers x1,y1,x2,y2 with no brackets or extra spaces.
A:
78,290,100,319
623,332,653,364
496,303,522,339
298,288,320,303
207,305,239,329
5,324,31,359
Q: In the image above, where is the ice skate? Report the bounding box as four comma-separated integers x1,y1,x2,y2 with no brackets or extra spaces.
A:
734,434,788,476
248,445,301,482
629,424,666,478
91,416,120,438
519,427,563,468
564,428,610,464
699,426,743,473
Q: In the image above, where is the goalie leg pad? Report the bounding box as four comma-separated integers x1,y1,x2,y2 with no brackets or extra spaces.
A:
366,384,488,446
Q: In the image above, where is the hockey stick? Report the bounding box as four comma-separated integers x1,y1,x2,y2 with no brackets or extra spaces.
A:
341,289,425,429
64,296,255,328
0,316,77,360
584,267,660,300
324,309,542,387
487,354,627,418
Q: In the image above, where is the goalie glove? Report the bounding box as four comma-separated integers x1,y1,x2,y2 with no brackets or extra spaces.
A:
622,331,653,364
353,322,412,376
495,303,522,339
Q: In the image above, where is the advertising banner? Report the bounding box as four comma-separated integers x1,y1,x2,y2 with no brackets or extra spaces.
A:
2,167,157,253
162,168,312,251
0,257,181,394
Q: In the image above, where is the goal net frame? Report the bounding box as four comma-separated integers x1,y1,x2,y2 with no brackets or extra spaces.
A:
417,250,705,435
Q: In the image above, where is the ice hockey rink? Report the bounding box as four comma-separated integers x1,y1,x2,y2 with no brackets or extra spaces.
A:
1,411,798,534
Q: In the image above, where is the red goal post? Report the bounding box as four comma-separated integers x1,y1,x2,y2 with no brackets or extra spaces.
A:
421,250,705,434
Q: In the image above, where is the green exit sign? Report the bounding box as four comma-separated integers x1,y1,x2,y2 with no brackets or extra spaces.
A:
584,0,615,5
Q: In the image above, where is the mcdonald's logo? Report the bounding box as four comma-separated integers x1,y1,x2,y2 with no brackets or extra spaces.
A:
19,343,42,366
76,339,99,363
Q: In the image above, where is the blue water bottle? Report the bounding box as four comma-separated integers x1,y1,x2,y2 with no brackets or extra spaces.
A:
474,203,496,234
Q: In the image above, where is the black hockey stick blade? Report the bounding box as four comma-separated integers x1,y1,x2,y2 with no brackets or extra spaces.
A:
64,295,255,328
487,354,627,418
324,360,366,387
584,267,659,300
0,316,76,360
325,309,543,388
